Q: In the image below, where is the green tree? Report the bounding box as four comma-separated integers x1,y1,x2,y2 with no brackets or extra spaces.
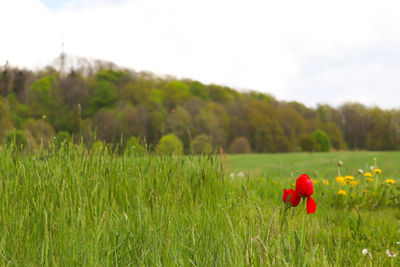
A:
27,76,54,118
0,100,13,139
162,81,190,110
189,81,209,100
208,84,238,103
166,106,192,151
244,100,290,152
88,81,117,116
365,108,392,150
196,103,230,148
312,129,331,152
321,122,347,150
299,135,320,152
120,80,152,106
95,69,127,84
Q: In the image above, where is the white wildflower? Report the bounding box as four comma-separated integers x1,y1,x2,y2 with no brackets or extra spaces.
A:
338,161,343,167
396,241,400,245
237,172,244,177
358,169,363,175
230,173,235,178
386,249,397,258
362,248,372,258
370,166,375,171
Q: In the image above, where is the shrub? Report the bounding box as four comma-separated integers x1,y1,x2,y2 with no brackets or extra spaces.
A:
190,134,212,154
125,136,145,155
4,130,28,150
299,135,320,152
92,141,106,151
156,134,183,155
55,131,71,148
229,137,251,154
23,119,55,149
312,129,331,152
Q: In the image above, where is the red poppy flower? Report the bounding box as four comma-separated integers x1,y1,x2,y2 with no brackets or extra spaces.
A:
283,188,300,207
296,174,313,197
282,174,317,214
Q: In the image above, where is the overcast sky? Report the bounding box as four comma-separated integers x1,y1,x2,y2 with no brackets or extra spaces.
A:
1,0,400,109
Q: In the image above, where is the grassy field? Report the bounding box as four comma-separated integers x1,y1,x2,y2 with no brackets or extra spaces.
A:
226,151,400,178
0,146,398,265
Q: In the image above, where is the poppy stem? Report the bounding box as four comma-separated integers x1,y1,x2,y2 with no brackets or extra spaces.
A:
300,198,306,257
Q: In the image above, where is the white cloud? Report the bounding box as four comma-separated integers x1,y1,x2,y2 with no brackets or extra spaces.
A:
1,0,400,108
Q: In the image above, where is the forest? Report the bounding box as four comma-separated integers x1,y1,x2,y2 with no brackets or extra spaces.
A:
0,58,398,153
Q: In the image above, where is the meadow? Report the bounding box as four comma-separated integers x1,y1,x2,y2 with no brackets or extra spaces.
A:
0,145,398,266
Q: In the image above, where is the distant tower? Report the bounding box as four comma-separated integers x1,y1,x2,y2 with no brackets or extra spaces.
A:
59,40,66,73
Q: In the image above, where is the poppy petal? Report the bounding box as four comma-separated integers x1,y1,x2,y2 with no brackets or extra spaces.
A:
306,197,317,214
283,189,295,204
296,174,314,197
290,191,301,207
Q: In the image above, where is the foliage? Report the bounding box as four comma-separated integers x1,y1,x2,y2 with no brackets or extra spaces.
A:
54,131,71,148
27,76,54,118
0,100,13,139
23,119,55,149
88,81,117,115
162,81,190,110
3,62,400,153
312,129,331,152
229,136,251,154
190,134,212,154
299,134,320,152
156,134,183,155
4,130,28,150
189,81,209,100
124,136,145,155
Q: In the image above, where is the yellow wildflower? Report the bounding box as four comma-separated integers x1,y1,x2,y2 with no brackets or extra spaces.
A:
311,179,318,184
338,190,346,195
364,172,373,177
385,179,396,184
374,168,382,174
345,175,355,181
336,176,346,185
323,180,329,185
336,176,344,182
367,178,374,182
349,180,360,186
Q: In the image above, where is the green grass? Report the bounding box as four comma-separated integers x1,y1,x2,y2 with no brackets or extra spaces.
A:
226,151,400,178
0,146,398,265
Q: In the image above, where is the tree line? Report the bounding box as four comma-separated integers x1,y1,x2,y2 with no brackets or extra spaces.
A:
0,59,398,153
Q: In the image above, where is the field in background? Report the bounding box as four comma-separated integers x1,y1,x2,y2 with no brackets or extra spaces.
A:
0,146,398,265
226,151,400,178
